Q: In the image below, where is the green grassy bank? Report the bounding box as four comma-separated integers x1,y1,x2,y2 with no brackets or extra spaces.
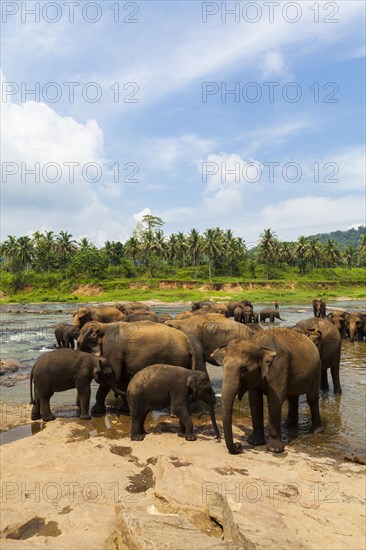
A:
0,268,365,304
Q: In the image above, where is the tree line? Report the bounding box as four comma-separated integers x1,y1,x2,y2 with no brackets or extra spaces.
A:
1,216,365,280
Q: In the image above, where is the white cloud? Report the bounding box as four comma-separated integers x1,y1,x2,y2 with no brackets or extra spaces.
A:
260,50,292,80
199,152,262,214
133,208,151,223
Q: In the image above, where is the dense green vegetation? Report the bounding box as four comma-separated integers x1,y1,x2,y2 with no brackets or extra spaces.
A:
1,217,365,303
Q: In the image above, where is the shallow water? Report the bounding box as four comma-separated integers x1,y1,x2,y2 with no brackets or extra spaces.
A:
0,301,365,454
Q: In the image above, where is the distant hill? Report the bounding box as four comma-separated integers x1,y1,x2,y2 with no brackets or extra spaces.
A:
308,226,365,250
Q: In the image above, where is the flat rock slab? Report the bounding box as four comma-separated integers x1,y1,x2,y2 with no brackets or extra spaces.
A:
116,504,229,550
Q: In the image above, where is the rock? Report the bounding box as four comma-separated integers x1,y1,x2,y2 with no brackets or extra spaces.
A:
208,491,309,549
0,373,30,387
0,359,27,376
115,504,228,549
344,452,366,465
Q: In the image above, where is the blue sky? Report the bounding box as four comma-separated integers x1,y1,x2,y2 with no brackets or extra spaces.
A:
1,0,365,247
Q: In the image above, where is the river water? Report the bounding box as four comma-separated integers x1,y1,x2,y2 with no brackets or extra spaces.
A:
0,301,365,455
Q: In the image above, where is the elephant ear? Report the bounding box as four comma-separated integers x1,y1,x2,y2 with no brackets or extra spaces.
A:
260,347,277,380
305,328,322,347
210,345,227,366
187,374,198,395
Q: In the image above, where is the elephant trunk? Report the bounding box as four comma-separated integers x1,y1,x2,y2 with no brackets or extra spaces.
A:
111,383,126,397
208,399,220,439
221,377,242,454
349,325,356,342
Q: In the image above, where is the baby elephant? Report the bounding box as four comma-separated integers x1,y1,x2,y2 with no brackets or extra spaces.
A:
30,349,124,422
127,364,220,441
54,323,80,348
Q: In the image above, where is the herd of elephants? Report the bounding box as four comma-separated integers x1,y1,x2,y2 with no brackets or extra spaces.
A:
30,298,366,454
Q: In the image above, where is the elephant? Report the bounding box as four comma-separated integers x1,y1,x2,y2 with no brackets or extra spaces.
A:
347,311,366,342
233,305,253,324
116,302,150,313
252,312,259,323
223,301,254,317
54,323,80,348
127,364,220,441
191,300,214,311
77,320,205,415
122,311,160,323
200,304,229,317
326,310,350,339
259,309,285,322
211,328,323,454
30,349,124,422
158,314,173,323
165,314,257,365
313,299,326,318
295,318,341,393
72,306,125,328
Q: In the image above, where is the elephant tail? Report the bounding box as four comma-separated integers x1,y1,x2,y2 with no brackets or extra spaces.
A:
29,370,35,405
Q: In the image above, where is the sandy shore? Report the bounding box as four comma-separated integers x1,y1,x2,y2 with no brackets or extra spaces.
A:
0,404,365,550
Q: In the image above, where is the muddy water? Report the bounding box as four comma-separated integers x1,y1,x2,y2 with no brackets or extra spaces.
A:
0,301,365,454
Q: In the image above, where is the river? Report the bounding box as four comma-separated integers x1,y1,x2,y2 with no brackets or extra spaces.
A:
0,301,365,455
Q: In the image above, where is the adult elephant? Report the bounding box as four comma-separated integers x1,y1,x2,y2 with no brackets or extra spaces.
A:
116,302,150,313
313,299,326,318
326,310,350,339
73,306,125,329
233,305,253,324
122,311,160,323
165,314,257,365
200,304,229,317
347,312,366,342
212,328,323,454
295,317,341,394
259,309,285,322
191,300,213,311
77,320,204,415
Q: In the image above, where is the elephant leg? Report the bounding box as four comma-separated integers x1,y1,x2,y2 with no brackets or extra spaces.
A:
91,385,109,415
247,388,265,446
320,369,329,391
331,366,342,395
307,393,323,434
266,391,284,453
177,407,196,441
285,395,299,428
31,389,41,420
130,405,146,441
77,386,91,420
40,393,56,422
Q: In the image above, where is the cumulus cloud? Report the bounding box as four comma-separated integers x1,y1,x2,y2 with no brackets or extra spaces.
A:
0,73,129,243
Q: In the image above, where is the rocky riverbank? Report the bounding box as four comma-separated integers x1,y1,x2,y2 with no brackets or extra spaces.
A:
0,407,365,549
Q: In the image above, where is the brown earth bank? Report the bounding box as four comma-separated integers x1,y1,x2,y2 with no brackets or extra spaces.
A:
0,407,365,550
72,284,104,296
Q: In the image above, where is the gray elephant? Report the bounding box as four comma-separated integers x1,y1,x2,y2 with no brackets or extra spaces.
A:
252,311,259,323
313,299,326,318
127,364,220,441
347,311,366,342
122,311,160,323
296,318,341,393
326,310,350,339
165,314,257,365
73,306,125,329
54,323,80,348
212,328,323,454
116,302,150,313
191,300,214,311
259,309,285,322
30,349,123,422
77,320,205,415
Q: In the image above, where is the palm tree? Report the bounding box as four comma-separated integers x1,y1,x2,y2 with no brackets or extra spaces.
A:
55,231,76,268
358,234,366,260
293,236,309,275
124,236,141,267
167,234,179,268
78,237,94,251
187,229,202,277
258,228,278,279
202,228,222,280
343,246,357,270
175,232,187,267
306,238,322,269
323,239,340,267
17,236,34,271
